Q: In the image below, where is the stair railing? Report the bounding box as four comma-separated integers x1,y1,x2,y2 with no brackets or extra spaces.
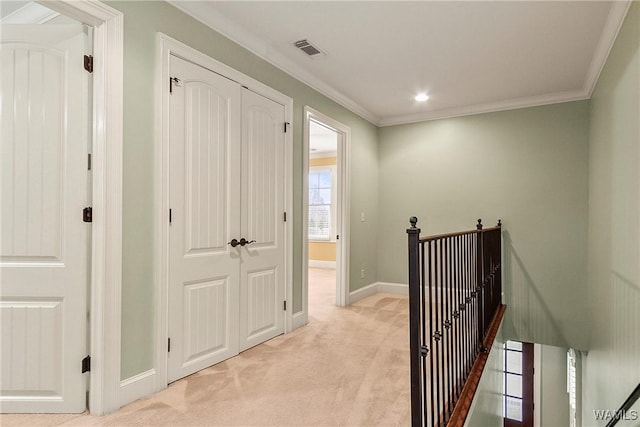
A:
407,217,503,426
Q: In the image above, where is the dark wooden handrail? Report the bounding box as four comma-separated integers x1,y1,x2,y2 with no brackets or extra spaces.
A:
605,383,640,427
419,221,502,243
407,217,504,427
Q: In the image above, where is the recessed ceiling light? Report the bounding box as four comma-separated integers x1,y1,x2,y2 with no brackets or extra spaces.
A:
415,93,429,102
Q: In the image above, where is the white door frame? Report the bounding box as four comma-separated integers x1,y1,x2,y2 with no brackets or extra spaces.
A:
302,106,351,322
37,0,123,416
155,34,293,390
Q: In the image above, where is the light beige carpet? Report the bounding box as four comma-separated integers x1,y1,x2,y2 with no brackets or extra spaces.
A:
2,268,410,426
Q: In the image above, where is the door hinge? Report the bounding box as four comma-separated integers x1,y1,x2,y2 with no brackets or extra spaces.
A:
284,122,290,133
87,153,92,170
83,207,93,223
283,300,287,311
283,212,287,222
336,234,339,240
168,338,171,352
81,355,91,373
84,55,93,73
169,77,181,93
169,209,172,224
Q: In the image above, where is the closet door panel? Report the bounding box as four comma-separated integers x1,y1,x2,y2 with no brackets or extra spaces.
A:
239,89,286,351
168,55,241,382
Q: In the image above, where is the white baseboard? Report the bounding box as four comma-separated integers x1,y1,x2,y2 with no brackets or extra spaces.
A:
376,282,408,296
348,282,379,304
292,311,307,330
348,282,408,304
120,369,157,406
308,260,336,269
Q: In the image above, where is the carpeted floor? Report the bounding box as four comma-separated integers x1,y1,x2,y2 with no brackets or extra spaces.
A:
2,268,410,426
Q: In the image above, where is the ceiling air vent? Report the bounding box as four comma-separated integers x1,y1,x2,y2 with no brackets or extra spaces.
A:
294,39,324,57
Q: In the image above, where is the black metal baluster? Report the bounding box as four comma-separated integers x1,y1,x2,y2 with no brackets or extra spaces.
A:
453,237,458,406
471,231,477,368
432,240,441,426
443,237,449,420
428,241,435,427
465,233,470,375
421,240,427,426
457,234,463,398
448,237,454,418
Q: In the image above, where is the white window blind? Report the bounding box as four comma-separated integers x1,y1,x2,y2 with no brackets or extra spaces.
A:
309,168,333,240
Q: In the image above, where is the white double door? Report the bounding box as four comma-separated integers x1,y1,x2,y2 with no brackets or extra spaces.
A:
168,56,286,382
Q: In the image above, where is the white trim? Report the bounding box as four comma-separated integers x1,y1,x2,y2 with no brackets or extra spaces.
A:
376,282,409,296
378,89,589,127
303,107,351,329
308,260,336,269
292,311,306,330
166,1,379,126
584,1,632,98
347,282,378,305
166,0,630,128
156,33,294,392
348,282,408,304
41,0,124,416
119,370,157,407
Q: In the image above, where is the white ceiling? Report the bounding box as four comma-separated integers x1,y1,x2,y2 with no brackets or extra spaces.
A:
0,2,60,24
174,2,629,126
310,120,338,157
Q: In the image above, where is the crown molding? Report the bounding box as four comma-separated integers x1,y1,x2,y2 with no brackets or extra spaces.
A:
378,89,589,127
168,0,630,129
583,0,632,98
167,1,380,125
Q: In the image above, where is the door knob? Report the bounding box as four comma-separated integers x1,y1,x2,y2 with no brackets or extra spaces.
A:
239,238,256,246
228,239,240,248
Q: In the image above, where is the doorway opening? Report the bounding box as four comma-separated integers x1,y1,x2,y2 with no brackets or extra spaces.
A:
303,107,350,324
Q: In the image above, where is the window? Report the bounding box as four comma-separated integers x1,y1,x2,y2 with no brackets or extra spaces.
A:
309,167,335,240
505,341,525,422
504,341,534,427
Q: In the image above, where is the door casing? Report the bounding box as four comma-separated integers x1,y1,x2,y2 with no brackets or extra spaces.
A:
156,33,293,391
302,106,351,326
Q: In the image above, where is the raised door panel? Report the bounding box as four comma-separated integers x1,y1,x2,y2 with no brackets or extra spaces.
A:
182,279,228,363
1,45,64,261
168,55,241,382
0,300,63,396
183,82,228,254
239,89,285,351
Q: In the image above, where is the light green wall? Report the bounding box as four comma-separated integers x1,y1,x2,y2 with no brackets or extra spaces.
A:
583,2,640,425
464,322,505,427
538,344,570,427
377,101,591,350
108,1,379,379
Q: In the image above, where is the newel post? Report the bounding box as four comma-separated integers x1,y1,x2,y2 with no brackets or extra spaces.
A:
407,217,422,427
